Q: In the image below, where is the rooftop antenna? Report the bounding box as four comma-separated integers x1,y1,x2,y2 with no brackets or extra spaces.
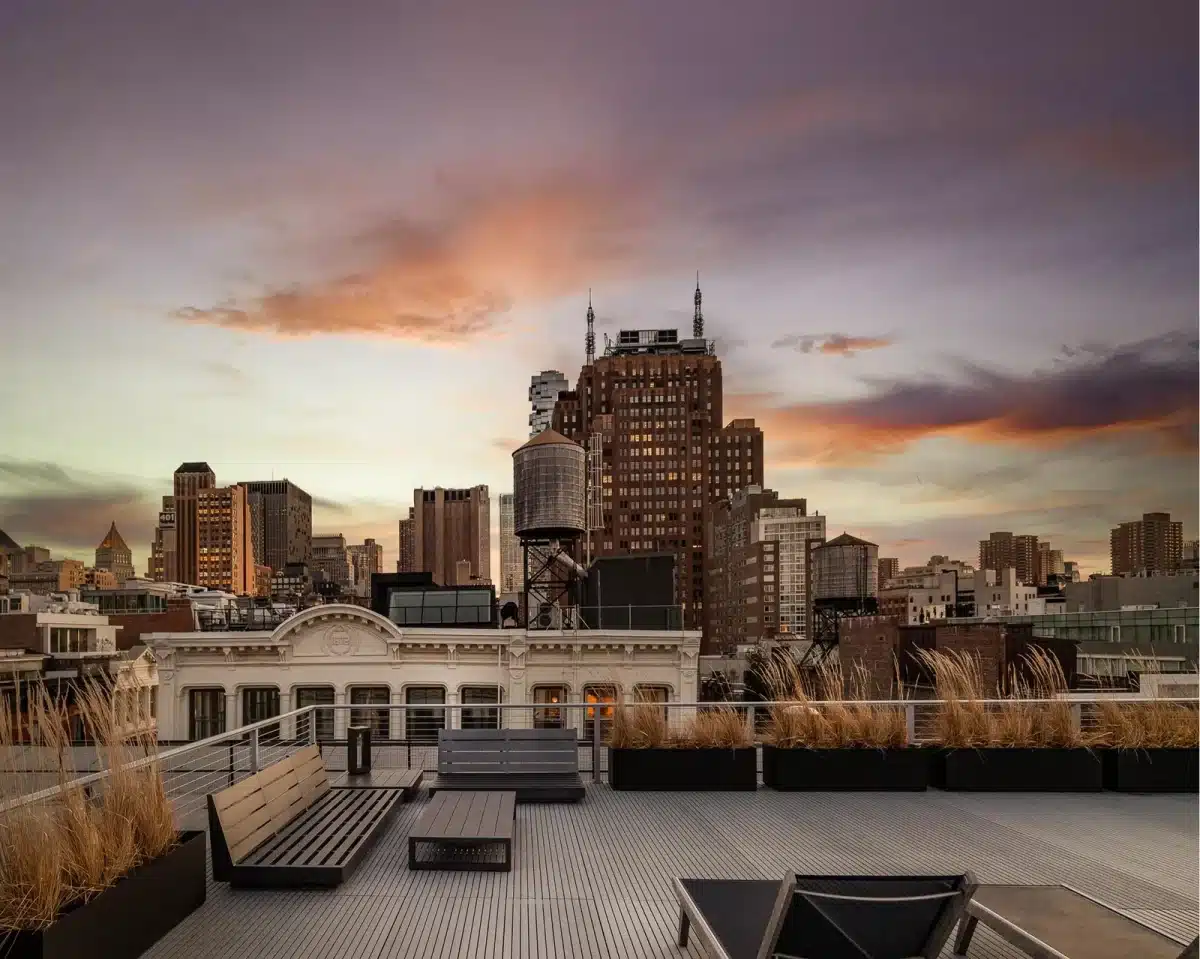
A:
693,272,704,340
585,289,596,364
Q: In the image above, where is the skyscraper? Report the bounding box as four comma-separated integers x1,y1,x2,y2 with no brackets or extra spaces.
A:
312,534,354,591
241,479,313,573
410,486,491,586
94,522,135,585
196,485,255,594
498,493,521,594
1111,512,1184,575
878,557,900,586
528,370,569,437
397,508,416,573
1037,542,1065,584
551,283,764,627
979,531,1039,585
347,538,383,595
149,495,176,581
705,487,824,653
173,462,216,586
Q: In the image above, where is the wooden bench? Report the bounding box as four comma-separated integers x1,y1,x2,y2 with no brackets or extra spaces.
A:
207,744,404,888
408,790,516,872
431,728,585,802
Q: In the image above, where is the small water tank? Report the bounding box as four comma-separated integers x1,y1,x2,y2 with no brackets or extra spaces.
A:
812,533,880,601
513,429,586,538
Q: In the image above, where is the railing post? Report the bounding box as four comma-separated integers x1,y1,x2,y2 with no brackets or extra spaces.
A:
905,703,916,744
307,708,317,747
249,727,260,774
592,707,603,784
1070,703,1082,738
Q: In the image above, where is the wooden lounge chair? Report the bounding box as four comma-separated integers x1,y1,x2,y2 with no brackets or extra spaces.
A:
675,872,978,959
953,883,1198,959
430,728,585,802
208,744,404,888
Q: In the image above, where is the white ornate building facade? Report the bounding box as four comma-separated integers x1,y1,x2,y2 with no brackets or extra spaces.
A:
148,604,700,742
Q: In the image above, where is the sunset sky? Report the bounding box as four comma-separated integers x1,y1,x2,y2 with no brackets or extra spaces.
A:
1,0,1196,577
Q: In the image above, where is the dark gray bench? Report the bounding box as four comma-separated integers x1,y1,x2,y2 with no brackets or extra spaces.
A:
431,728,585,802
408,790,516,872
207,744,404,888
954,884,1198,958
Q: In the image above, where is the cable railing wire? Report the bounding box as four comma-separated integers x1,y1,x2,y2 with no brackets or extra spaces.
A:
3,696,1195,818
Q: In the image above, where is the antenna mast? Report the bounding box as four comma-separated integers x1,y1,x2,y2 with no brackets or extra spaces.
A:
693,272,704,339
585,290,596,364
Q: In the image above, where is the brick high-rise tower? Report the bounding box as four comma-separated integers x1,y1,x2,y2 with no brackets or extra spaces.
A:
174,462,215,586
552,282,764,628
1111,512,1184,575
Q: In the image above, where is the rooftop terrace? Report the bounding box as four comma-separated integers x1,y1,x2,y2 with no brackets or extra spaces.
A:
143,783,1197,959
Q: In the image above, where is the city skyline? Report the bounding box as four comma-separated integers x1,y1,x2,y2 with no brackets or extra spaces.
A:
1,2,1196,578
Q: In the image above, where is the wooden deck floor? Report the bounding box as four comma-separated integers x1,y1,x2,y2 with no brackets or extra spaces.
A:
147,785,1198,959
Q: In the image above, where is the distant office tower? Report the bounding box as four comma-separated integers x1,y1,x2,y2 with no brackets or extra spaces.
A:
347,538,383,595
979,531,1039,585
528,370,569,437
173,462,216,585
312,534,355,591
149,496,177,581
878,557,900,587
1111,512,1184,575
397,509,416,573
1037,542,1065,584
1063,560,1082,582
410,486,491,586
241,480,313,572
705,487,824,654
94,522,135,585
1182,540,1200,572
8,558,86,594
498,493,521,593
551,285,764,628
196,485,254,594
5,545,51,575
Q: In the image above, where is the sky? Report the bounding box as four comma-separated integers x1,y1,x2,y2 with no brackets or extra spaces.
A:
1,0,1197,578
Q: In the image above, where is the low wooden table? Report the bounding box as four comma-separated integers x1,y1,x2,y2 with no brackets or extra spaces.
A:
954,884,1196,959
408,790,516,872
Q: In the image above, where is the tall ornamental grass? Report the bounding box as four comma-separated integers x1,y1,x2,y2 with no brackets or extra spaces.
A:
0,681,175,933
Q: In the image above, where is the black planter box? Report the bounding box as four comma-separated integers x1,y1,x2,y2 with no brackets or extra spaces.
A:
1101,748,1199,793
4,830,207,959
609,747,757,791
762,744,929,791
937,748,1102,792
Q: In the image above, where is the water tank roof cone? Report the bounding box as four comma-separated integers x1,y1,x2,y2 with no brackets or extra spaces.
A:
515,428,580,452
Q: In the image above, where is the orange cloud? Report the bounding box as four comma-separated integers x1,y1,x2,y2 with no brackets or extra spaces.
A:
174,172,654,342
772,332,894,357
1025,124,1192,181
735,332,1199,465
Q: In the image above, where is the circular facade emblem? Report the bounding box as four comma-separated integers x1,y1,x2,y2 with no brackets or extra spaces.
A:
322,624,358,656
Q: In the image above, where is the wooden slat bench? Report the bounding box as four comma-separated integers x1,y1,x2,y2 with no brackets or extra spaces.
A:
430,728,586,802
207,744,404,888
408,790,516,872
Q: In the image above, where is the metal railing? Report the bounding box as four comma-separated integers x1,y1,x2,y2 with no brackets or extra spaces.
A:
3,696,1195,826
